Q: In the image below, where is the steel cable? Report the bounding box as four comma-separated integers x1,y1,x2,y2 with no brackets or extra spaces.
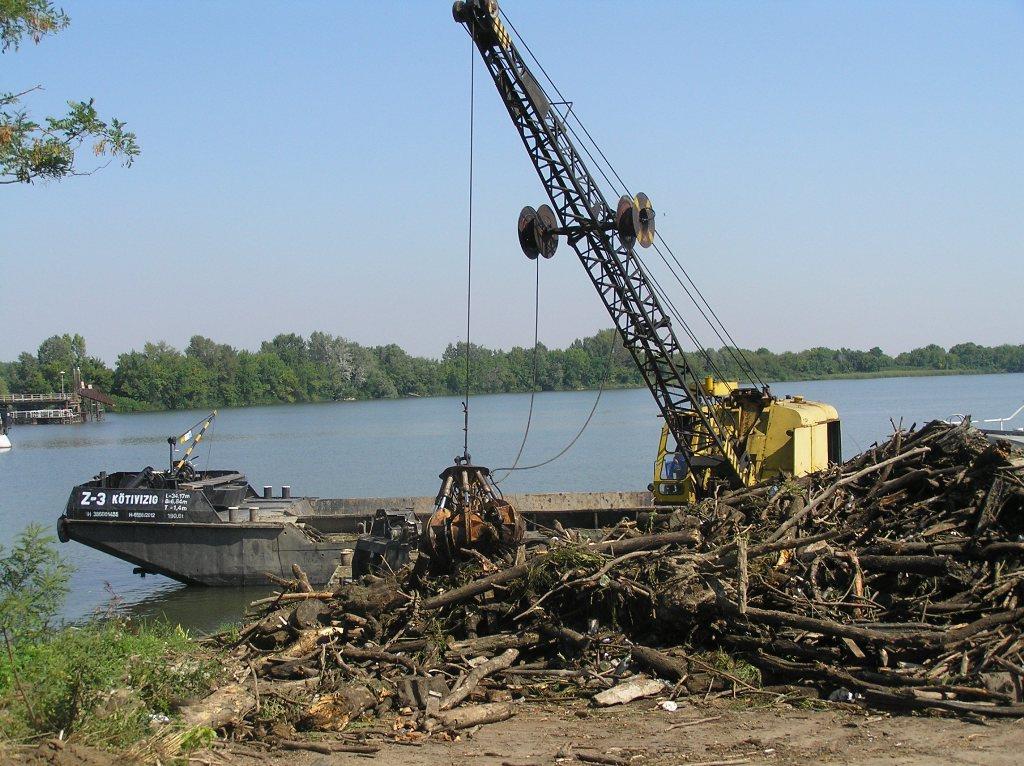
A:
493,327,616,476
492,256,541,484
462,30,476,459
501,7,765,389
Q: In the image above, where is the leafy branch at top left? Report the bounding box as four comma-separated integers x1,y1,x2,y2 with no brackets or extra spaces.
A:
0,0,140,185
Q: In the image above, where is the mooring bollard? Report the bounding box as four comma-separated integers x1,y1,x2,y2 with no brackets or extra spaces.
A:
228,506,241,522
263,485,272,499
249,507,258,522
281,485,291,499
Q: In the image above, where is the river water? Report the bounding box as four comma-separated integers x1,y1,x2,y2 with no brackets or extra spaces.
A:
1,373,1021,631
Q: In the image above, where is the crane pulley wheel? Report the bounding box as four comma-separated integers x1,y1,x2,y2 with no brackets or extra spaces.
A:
616,193,656,249
635,192,656,248
518,204,559,259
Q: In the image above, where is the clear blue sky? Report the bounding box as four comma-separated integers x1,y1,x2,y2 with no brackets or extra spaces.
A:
2,1,1022,364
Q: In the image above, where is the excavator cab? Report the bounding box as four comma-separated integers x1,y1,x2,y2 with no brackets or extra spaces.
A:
651,383,842,506
652,427,695,504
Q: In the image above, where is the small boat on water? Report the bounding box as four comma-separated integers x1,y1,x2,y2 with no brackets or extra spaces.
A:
950,404,1024,449
980,403,1024,448
0,410,12,450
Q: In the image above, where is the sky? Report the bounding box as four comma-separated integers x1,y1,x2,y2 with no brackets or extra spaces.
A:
2,0,1022,365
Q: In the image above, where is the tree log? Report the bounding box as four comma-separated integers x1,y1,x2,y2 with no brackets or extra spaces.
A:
631,645,689,680
421,530,699,611
430,702,514,730
340,644,421,673
441,648,519,710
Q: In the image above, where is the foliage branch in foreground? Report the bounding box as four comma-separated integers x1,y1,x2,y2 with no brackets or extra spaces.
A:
1,0,139,184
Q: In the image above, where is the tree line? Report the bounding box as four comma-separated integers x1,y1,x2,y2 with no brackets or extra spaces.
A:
1,332,1022,412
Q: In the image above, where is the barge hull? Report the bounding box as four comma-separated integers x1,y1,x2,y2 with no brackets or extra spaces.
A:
59,517,346,586
59,487,660,587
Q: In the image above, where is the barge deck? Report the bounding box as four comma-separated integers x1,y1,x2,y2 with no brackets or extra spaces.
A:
59,474,658,586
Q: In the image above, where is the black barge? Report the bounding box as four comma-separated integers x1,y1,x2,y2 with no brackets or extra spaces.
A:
58,467,655,586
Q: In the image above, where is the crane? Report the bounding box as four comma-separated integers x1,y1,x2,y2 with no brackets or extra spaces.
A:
453,0,841,503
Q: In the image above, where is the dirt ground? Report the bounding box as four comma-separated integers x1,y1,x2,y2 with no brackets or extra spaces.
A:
210,697,1022,766
6,698,1022,766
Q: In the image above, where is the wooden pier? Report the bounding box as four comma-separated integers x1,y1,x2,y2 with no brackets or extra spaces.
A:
0,384,115,425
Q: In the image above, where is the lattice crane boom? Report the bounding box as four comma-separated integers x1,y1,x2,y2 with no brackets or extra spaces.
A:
453,0,747,490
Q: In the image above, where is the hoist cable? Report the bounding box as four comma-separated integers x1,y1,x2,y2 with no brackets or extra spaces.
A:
500,17,717,380
639,259,729,383
492,257,541,484
637,250,727,377
500,10,632,196
462,31,476,459
494,327,616,475
549,104,729,382
502,7,764,390
647,240,762,386
653,234,767,388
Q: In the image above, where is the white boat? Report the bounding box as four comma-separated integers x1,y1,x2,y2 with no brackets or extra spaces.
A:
979,404,1024,448
0,412,10,449
946,404,1024,448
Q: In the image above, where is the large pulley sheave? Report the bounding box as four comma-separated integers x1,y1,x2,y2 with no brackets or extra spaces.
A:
518,204,558,259
616,192,656,250
517,193,656,260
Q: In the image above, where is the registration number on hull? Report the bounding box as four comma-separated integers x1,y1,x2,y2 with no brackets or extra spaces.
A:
71,488,195,522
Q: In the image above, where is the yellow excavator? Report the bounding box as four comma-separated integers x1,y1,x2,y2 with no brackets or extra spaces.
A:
454,0,841,505
650,380,840,503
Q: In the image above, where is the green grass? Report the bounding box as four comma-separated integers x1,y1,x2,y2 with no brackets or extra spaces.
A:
0,618,219,750
527,545,604,592
698,648,763,687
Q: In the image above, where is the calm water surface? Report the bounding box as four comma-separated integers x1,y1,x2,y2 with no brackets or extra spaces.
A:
1,373,1021,631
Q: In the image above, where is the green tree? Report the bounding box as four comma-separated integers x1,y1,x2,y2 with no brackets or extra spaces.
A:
948,342,994,371
261,333,308,369
0,523,71,641
1,0,139,184
18,333,112,392
8,329,1023,411
233,350,300,404
989,344,1024,374
307,331,354,399
8,351,47,393
895,344,949,370
164,356,213,410
111,342,183,408
375,343,439,396
562,346,590,389
186,335,240,405
255,352,300,402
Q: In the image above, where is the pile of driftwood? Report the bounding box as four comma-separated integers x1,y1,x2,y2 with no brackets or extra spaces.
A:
210,420,1024,746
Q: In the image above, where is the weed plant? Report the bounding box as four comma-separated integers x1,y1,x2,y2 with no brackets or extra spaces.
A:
0,618,218,748
0,525,220,750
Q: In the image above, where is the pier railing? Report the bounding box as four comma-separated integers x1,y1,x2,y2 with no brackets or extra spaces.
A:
10,408,77,424
0,392,72,403
2,385,112,424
